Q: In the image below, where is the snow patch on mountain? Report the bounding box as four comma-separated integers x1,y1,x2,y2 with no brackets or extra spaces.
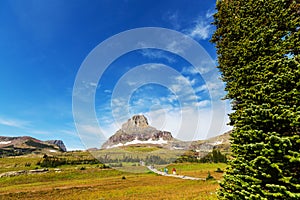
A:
0,141,11,145
106,137,169,149
209,139,224,146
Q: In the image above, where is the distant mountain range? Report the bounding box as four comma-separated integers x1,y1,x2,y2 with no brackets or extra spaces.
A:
0,136,66,157
190,131,231,152
0,115,231,157
102,115,231,151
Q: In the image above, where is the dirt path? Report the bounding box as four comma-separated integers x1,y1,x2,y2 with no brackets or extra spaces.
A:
147,166,206,181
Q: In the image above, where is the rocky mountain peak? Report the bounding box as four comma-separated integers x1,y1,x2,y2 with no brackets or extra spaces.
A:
46,140,67,152
122,115,149,130
101,115,173,149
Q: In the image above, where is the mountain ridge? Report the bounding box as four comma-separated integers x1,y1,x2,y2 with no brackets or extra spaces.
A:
0,136,67,157
101,115,231,150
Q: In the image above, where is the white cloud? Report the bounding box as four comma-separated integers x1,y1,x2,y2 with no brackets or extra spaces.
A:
127,80,137,86
145,104,231,141
181,66,199,75
205,80,226,98
187,10,215,41
160,94,177,104
166,40,184,54
140,49,175,63
182,62,215,76
144,64,163,71
76,123,110,148
193,100,210,108
188,19,212,40
206,8,215,19
169,75,199,102
129,98,148,110
110,97,131,124
194,84,207,93
164,11,181,30
189,78,196,86
72,81,99,103
78,124,101,135
112,98,127,107
0,117,30,128
80,81,98,89
185,95,200,102
89,82,98,87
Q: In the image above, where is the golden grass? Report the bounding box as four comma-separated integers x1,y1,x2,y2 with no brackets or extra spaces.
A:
166,163,227,180
0,154,225,199
0,173,219,200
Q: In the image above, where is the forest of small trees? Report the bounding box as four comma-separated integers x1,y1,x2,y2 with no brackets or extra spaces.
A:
175,149,227,163
37,154,102,168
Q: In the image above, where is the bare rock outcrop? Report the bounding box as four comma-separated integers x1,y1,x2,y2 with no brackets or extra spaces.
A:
46,140,67,152
101,115,174,149
0,168,49,178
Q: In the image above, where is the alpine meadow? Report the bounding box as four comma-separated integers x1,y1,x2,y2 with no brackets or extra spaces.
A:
0,0,299,199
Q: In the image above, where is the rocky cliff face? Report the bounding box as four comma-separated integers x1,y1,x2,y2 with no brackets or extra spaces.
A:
122,115,149,129
0,136,67,157
101,115,174,149
189,130,231,151
46,140,67,152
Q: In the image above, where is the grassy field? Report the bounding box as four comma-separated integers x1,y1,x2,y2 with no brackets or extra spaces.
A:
0,152,226,200
91,147,186,162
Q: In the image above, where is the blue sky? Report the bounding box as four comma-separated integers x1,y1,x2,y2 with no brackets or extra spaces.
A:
0,0,231,150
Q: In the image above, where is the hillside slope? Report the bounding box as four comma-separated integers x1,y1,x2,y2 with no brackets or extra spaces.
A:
0,136,66,157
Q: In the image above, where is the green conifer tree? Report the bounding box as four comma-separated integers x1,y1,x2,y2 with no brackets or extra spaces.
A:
211,0,300,199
